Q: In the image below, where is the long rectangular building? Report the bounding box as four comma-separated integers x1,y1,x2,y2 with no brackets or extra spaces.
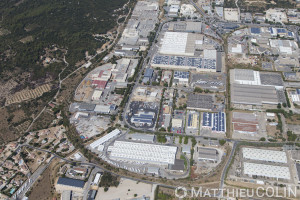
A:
110,141,177,165
243,162,290,180
242,148,287,163
89,129,121,150
152,54,217,72
231,84,280,105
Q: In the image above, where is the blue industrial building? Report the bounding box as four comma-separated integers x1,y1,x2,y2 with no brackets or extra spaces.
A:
143,68,154,83
250,27,261,34
202,112,226,133
131,112,155,126
57,177,85,188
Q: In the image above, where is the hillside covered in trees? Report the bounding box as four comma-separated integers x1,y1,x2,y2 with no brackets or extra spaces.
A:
0,0,128,82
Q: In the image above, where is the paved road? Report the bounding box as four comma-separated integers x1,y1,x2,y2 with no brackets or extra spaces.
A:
82,168,102,200
15,156,55,200
218,141,238,198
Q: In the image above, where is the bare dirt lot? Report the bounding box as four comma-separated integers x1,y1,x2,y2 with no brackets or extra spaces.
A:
28,158,61,200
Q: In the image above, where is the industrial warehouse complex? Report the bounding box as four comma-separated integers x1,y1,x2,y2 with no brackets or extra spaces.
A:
9,0,300,199
61,4,300,200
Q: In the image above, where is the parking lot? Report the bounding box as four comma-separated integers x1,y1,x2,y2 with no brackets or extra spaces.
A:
191,73,226,92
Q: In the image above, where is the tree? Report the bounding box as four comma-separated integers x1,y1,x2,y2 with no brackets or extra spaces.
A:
157,135,167,143
282,103,287,108
191,137,196,147
184,136,188,144
287,131,297,141
219,139,226,146
259,137,266,141
159,127,166,132
179,135,183,144
194,87,203,93
277,103,282,109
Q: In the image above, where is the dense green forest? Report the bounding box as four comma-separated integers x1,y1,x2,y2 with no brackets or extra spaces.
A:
0,0,128,80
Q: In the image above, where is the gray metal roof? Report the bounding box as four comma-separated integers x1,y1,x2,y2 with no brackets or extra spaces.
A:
168,159,185,171
57,177,85,188
296,163,300,181
231,84,279,105
130,133,155,142
144,68,154,78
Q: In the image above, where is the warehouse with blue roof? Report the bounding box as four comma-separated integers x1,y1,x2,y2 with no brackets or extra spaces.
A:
143,68,154,83
250,27,261,35
55,177,86,194
131,111,155,126
202,112,226,133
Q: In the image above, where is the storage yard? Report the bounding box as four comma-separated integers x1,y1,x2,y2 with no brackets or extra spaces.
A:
231,112,267,140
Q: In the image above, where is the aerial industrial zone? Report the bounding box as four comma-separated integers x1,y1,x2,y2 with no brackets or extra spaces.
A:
3,0,300,199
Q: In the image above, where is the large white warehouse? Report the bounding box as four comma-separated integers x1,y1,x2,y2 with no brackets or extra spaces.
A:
89,129,121,151
159,32,203,56
243,162,290,180
242,148,287,163
109,141,177,165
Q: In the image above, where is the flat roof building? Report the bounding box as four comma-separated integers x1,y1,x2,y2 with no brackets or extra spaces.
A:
243,162,290,180
168,22,202,33
129,133,155,143
56,177,86,193
198,147,218,162
242,148,287,163
182,145,191,154
89,129,121,151
187,94,213,111
131,111,155,126
187,113,198,129
159,32,204,56
110,141,177,165
91,90,103,101
231,84,280,106
202,112,226,133
173,71,189,85
296,163,300,184
172,118,183,128
152,54,217,72
147,166,160,175
168,159,185,172
232,112,259,135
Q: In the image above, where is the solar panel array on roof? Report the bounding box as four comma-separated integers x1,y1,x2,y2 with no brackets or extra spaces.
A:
187,114,192,127
297,89,300,94
250,27,261,34
132,118,153,123
152,55,216,70
174,71,189,79
288,31,294,37
131,112,154,124
269,27,273,34
212,112,225,132
202,112,212,127
277,28,287,33
202,112,225,132
140,114,154,119
57,177,85,188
